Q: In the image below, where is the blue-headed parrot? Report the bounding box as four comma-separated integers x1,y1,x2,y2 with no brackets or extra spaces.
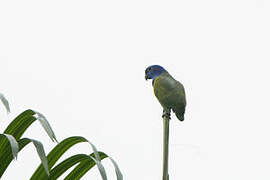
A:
145,65,186,121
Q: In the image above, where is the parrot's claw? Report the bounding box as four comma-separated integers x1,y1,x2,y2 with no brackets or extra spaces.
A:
162,110,171,120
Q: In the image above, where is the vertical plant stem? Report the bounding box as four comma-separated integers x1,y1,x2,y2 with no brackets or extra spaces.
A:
162,115,170,180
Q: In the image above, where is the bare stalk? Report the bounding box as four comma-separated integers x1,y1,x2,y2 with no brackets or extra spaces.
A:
162,115,170,180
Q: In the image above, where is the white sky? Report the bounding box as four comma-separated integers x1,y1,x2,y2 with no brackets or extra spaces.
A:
0,0,270,179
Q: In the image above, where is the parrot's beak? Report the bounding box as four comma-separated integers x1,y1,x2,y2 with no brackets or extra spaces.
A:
145,74,150,80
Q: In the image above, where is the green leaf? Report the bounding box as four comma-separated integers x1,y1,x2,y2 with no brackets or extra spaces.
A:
0,93,10,114
31,136,110,180
34,111,58,143
0,110,36,157
49,152,107,180
108,157,123,180
31,136,89,180
49,154,89,180
29,138,49,176
88,141,101,161
0,110,56,157
0,138,31,178
3,109,57,143
0,109,54,178
0,138,49,178
63,158,94,180
87,141,108,180
88,155,107,180
3,109,37,140
0,134,18,159
65,153,123,180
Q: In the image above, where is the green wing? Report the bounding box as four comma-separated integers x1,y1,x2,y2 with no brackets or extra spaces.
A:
153,72,186,121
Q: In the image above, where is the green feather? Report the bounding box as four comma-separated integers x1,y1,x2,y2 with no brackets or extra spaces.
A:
153,72,186,121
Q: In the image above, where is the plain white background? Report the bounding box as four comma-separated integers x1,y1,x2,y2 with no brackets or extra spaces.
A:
0,0,270,179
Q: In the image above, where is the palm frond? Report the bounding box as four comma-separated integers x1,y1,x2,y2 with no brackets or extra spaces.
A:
31,136,89,179
49,153,107,180
0,134,18,160
0,138,49,178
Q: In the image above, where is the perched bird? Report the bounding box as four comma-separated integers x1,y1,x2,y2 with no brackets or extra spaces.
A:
145,65,186,121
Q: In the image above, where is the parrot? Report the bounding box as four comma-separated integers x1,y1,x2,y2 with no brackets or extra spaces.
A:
145,65,186,121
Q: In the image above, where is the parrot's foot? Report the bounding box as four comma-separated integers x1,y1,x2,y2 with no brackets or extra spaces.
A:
162,110,171,120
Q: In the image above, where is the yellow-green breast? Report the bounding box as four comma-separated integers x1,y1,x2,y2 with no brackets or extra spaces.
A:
153,72,186,121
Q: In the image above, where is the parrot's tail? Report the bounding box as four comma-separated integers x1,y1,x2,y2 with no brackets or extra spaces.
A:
175,111,185,121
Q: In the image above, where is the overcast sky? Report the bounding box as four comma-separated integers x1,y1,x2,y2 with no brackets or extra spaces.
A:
1,0,270,179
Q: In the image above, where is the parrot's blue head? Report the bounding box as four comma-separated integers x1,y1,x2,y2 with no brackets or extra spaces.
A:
145,65,167,81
